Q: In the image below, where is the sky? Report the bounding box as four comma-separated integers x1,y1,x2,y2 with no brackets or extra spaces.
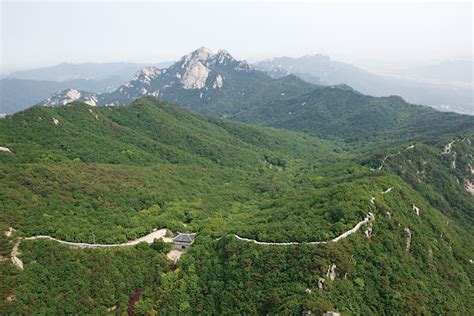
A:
1,1,472,73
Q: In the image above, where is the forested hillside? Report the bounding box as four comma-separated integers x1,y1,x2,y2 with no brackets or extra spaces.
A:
255,54,474,115
234,86,474,148
33,48,473,151
0,97,472,314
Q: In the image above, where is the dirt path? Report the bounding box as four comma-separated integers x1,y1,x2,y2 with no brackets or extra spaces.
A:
377,153,397,170
21,228,172,248
443,140,455,154
11,229,173,269
375,144,415,170
234,212,374,246
167,249,184,261
13,212,375,267
10,194,383,267
11,239,23,270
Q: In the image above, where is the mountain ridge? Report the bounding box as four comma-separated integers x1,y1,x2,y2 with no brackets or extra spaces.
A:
1,97,472,314
256,54,474,114
5,49,472,115
38,47,317,117
233,84,474,147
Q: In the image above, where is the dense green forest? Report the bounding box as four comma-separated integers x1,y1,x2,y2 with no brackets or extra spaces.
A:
0,97,473,314
234,87,474,149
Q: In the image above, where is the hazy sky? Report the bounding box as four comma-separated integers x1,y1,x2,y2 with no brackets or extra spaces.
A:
1,1,472,73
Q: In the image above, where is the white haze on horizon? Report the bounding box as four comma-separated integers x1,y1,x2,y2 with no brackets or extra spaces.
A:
1,1,472,75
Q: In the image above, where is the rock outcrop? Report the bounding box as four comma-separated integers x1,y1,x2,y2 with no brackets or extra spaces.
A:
326,264,337,281
412,204,420,216
0,146,12,153
317,277,325,290
404,228,412,252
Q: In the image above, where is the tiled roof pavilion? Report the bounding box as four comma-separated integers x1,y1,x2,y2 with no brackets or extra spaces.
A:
172,232,196,245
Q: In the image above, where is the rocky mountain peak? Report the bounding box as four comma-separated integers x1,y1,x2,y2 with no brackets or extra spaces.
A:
177,47,241,69
40,89,99,106
175,47,242,89
131,67,163,85
215,49,235,65
40,47,257,107
235,60,253,72
180,47,214,68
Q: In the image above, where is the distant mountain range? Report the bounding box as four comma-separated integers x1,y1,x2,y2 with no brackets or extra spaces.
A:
2,47,468,150
2,62,173,82
1,78,117,114
36,48,315,117
255,55,473,115
0,62,172,114
1,49,472,117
